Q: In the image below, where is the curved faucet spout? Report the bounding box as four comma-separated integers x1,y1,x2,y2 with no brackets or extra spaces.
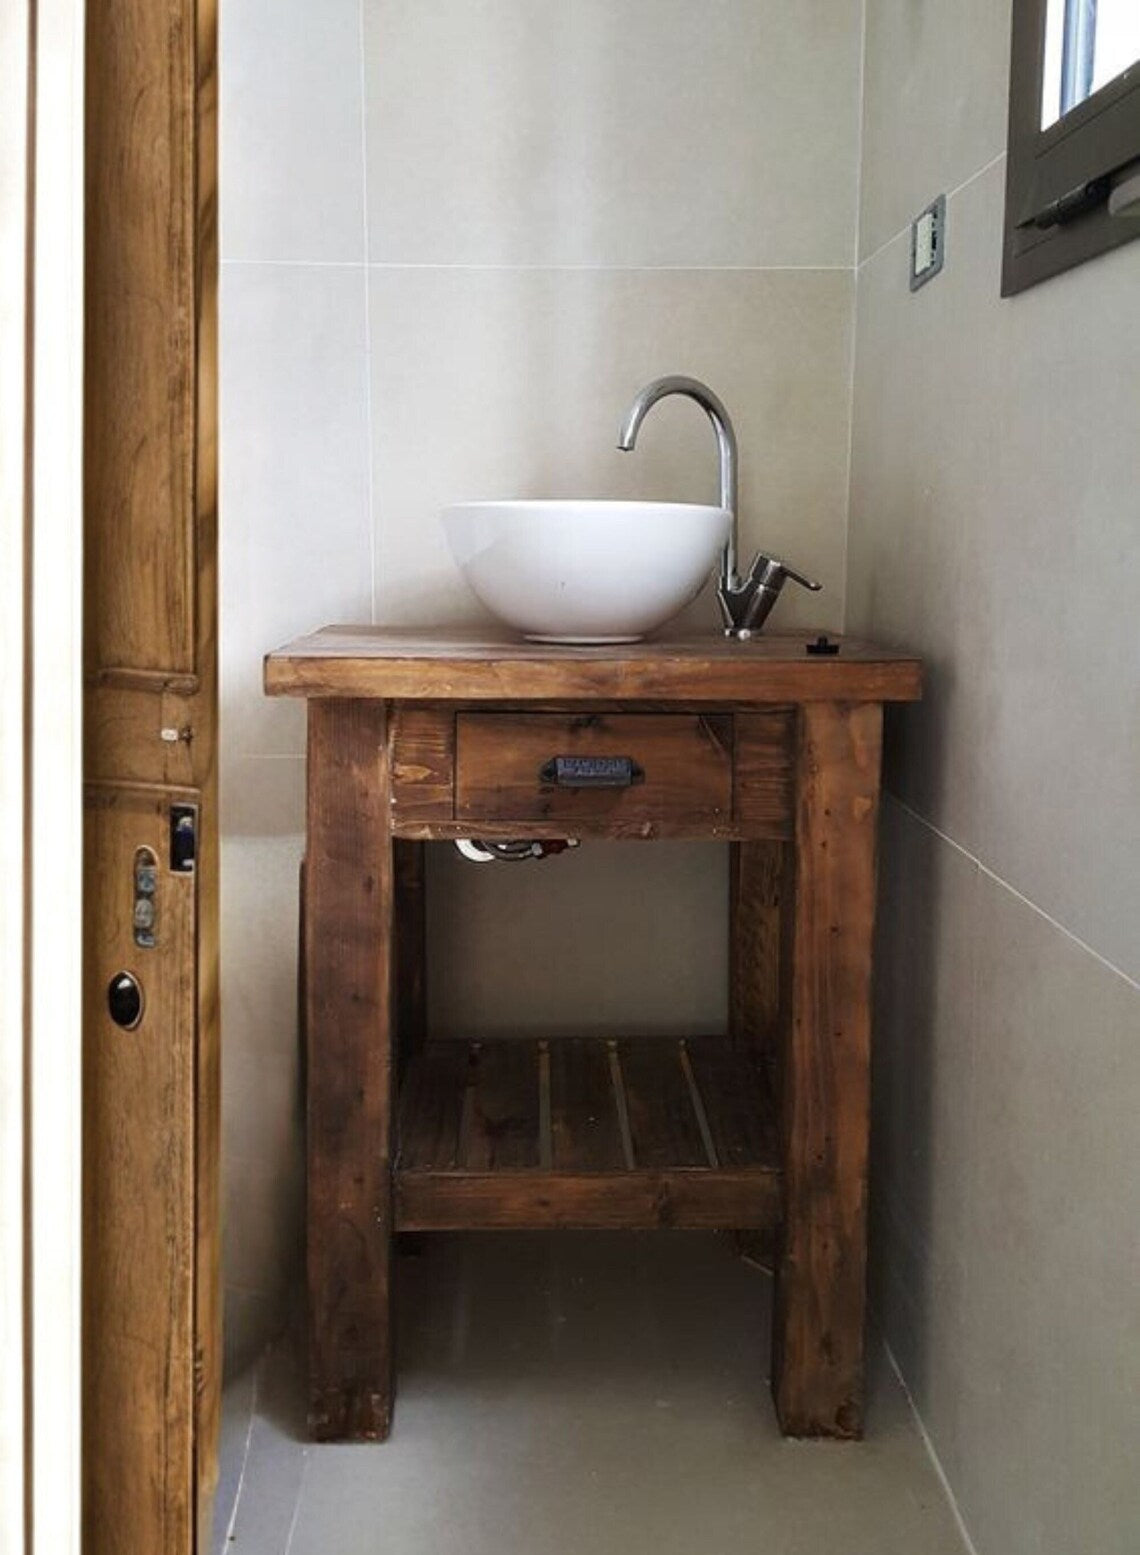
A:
617,375,821,636
616,375,740,589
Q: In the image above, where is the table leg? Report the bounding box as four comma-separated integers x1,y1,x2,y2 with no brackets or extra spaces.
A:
394,839,427,1080
729,840,787,1058
304,699,394,1440
772,700,883,1438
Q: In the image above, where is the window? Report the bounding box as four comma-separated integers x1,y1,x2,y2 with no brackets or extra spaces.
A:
1004,0,1140,295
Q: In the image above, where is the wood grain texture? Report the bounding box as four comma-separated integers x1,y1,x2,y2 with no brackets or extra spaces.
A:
729,841,788,1056
392,816,787,843
619,1039,709,1169
193,0,222,1516
772,701,883,1439
265,627,923,705
83,790,197,1554
460,1042,540,1170
549,1039,625,1171
389,707,455,824
85,0,197,681
397,1043,471,1172
687,1040,778,1169
455,712,732,828
305,700,394,1441
393,839,426,1079
83,0,220,1540
396,1169,780,1232
734,711,794,835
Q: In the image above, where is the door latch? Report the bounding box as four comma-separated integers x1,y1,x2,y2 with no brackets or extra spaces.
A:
170,804,197,873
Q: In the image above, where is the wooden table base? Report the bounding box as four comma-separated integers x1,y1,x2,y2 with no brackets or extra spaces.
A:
268,629,919,1443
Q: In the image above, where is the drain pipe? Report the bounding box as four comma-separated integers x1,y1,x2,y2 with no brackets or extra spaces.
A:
455,839,580,863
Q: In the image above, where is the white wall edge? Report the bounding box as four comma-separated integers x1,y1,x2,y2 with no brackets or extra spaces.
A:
27,0,85,1551
0,0,32,1548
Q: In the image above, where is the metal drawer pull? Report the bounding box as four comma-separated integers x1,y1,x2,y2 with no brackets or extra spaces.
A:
538,755,644,788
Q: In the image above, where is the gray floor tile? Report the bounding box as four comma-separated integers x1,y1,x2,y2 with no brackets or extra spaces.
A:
219,1234,967,1555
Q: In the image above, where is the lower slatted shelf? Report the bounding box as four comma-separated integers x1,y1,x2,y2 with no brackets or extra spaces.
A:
395,1036,781,1231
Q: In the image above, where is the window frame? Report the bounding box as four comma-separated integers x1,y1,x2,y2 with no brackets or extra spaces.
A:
1003,0,1140,296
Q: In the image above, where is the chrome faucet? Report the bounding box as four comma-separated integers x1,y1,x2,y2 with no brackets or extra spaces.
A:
617,375,821,637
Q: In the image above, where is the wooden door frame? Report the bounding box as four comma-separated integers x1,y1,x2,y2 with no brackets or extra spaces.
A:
0,0,86,1551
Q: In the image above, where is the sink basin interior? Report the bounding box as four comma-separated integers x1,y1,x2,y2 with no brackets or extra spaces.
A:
442,499,731,644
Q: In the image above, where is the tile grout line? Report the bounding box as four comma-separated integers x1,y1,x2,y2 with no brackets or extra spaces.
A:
882,1340,981,1555
219,1359,261,1553
281,1448,311,1555
839,0,870,637
890,794,1139,992
356,0,378,627
856,151,1007,274
220,258,854,275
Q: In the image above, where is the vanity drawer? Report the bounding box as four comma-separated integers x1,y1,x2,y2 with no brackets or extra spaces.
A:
454,712,733,829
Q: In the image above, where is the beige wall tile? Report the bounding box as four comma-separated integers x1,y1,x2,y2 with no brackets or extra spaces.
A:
221,755,305,838
221,0,365,263
849,160,1140,980
220,835,305,1061
365,0,861,268
871,809,1140,1553
220,263,372,759
869,801,978,1490
222,1049,302,1169
223,1287,279,1377
428,842,728,1040
858,0,1012,259
223,1147,304,1303
369,265,851,633
954,874,1140,1555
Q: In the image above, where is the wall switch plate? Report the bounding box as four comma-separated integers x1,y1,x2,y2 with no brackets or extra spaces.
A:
910,195,946,291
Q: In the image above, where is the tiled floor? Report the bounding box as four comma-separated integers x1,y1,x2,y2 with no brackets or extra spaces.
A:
212,1233,967,1555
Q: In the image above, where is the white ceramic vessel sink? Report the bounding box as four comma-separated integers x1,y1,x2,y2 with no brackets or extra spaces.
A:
442,500,731,644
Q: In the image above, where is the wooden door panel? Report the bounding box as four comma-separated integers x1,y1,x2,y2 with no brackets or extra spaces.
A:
83,0,219,1541
85,0,198,683
83,785,198,1552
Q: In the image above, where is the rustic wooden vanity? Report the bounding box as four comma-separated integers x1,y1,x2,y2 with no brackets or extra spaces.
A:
264,627,921,1444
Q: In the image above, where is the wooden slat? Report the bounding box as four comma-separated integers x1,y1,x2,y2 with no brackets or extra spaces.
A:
619,1040,707,1169
460,1041,540,1170
389,707,455,825
773,700,882,1440
305,699,393,1441
392,815,781,842
733,711,794,834
549,1039,625,1171
687,1040,778,1169
265,627,924,705
455,712,733,829
397,1044,471,1172
396,1168,781,1232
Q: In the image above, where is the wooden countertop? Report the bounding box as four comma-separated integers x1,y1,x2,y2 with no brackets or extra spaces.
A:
264,626,922,704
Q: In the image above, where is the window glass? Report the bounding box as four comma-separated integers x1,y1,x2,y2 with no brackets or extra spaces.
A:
1042,0,1140,128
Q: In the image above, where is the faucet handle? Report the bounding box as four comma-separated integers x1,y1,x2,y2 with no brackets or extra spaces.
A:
721,552,823,635
747,554,822,593
778,560,822,593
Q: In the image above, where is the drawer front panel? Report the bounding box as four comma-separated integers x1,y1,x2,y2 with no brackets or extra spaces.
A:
455,713,733,826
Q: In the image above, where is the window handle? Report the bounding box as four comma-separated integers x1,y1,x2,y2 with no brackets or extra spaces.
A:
1018,175,1111,231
